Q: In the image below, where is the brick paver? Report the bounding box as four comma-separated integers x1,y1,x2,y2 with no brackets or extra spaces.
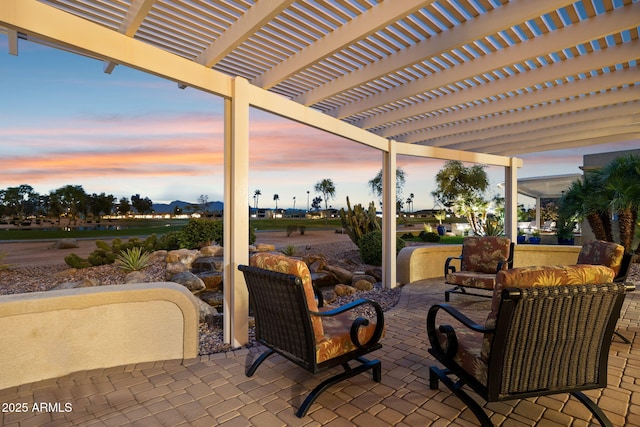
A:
0,278,637,426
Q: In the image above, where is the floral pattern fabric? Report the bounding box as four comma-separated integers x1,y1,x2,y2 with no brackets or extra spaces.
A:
460,236,511,274
446,271,498,290
249,253,324,341
436,264,616,387
577,240,625,276
249,253,382,363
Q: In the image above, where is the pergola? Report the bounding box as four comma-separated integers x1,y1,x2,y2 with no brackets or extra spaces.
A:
1,0,638,347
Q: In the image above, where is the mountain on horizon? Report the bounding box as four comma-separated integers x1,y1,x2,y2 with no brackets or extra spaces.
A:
151,200,223,213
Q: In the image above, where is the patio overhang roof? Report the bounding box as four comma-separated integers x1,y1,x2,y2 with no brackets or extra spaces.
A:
0,0,637,156
511,173,583,199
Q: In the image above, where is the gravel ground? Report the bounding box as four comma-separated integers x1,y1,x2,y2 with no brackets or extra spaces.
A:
2,239,637,355
0,240,401,355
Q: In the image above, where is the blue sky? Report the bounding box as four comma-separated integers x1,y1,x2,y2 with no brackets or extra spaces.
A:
1,36,637,211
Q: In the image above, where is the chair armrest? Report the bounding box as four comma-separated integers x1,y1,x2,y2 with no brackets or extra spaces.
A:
496,242,515,271
312,299,384,349
444,255,462,276
426,303,493,358
313,285,324,307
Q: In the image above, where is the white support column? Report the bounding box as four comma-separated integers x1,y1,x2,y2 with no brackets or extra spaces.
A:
382,141,397,289
504,157,519,241
223,77,250,347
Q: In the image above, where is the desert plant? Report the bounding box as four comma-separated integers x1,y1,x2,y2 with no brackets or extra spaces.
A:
419,231,440,242
339,196,380,247
115,247,152,272
286,225,297,237
64,236,158,269
358,230,406,266
0,252,10,270
157,231,182,250
179,218,256,248
281,245,297,256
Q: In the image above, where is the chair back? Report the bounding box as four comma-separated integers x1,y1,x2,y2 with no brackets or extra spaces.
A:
460,236,511,273
487,281,631,401
577,240,625,276
238,264,316,370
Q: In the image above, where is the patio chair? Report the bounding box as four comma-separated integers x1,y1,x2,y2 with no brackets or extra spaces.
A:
238,253,384,418
444,236,514,301
577,239,636,342
427,264,634,427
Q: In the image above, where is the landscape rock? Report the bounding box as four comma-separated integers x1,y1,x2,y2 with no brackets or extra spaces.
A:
165,261,188,279
125,271,147,284
365,268,383,282
191,256,223,273
198,272,224,290
195,298,218,322
51,277,100,290
53,238,80,249
199,245,223,257
322,289,337,305
334,284,356,297
352,274,376,285
353,279,373,291
165,249,199,267
170,271,206,292
198,291,223,309
322,264,353,284
254,243,276,252
311,271,337,288
149,250,167,263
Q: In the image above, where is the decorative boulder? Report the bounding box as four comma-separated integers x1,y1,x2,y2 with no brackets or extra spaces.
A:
322,264,353,284
199,245,223,257
165,249,199,268
352,274,376,286
195,298,218,322
51,277,100,290
53,238,80,249
165,262,188,280
170,271,206,292
311,271,337,288
191,257,223,273
334,284,356,297
353,279,374,291
125,271,147,284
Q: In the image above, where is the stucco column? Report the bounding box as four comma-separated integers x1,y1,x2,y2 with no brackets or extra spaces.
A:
504,157,519,241
382,141,397,289
223,77,250,347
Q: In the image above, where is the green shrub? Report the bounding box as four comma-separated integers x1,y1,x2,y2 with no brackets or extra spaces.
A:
64,236,158,269
179,218,223,249
286,225,297,237
419,231,440,242
281,245,297,256
358,230,406,266
116,247,152,273
178,218,256,249
0,252,11,270
157,231,182,250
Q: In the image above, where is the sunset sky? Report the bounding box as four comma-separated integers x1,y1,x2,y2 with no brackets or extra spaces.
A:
1,36,637,211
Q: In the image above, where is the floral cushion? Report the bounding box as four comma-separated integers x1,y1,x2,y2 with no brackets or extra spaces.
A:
460,236,511,274
446,271,497,290
577,240,625,276
315,308,381,364
249,253,324,342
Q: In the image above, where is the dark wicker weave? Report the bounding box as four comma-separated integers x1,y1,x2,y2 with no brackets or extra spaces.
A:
427,282,634,427
238,264,384,418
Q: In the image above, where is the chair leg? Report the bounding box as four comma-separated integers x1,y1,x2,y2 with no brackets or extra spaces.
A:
295,357,381,418
613,330,631,344
571,391,614,427
245,348,275,377
429,366,493,427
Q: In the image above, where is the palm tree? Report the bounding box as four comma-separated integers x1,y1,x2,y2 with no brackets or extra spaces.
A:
254,189,261,209
314,179,336,220
273,193,279,210
599,154,640,252
559,173,612,242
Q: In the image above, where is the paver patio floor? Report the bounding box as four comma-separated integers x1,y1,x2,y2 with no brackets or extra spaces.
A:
1,278,638,426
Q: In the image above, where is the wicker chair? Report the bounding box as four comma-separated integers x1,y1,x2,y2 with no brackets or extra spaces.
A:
238,253,384,418
427,264,634,427
444,236,514,301
577,240,636,342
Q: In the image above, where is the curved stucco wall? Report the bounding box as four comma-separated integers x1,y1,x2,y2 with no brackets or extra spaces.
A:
0,282,199,390
397,244,583,284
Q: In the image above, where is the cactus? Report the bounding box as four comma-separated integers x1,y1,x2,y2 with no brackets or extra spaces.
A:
339,196,381,247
